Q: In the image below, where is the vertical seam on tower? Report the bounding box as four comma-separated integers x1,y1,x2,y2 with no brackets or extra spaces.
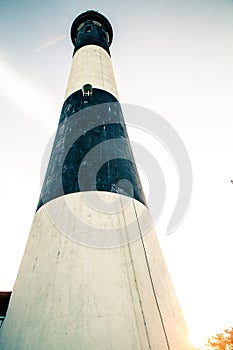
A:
132,201,171,350
120,196,152,350
117,204,144,350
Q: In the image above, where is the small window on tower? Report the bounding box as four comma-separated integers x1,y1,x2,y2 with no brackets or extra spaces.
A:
77,23,84,32
82,84,93,97
86,26,92,33
92,21,101,27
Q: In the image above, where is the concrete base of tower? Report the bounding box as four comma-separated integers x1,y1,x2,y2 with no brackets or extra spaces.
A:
0,192,194,350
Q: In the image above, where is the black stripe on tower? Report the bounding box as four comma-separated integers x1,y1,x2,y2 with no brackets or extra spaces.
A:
71,10,113,56
37,89,146,211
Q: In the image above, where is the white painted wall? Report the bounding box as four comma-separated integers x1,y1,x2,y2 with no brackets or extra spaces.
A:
65,45,119,100
0,192,193,349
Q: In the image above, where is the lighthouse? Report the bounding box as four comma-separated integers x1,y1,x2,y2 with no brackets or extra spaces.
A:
0,10,193,349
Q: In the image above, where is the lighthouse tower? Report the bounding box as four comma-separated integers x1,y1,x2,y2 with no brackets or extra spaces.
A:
0,11,193,350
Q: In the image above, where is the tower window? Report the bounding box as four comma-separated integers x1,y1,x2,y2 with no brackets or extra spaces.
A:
77,23,84,32
86,26,92,33
92,21,101,27
82,84,93,96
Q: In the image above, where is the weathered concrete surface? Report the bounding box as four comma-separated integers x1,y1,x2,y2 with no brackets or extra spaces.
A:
0,192,193,349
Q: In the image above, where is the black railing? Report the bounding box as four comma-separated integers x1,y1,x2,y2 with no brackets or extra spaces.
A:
0,292,12,327
0,315,5,328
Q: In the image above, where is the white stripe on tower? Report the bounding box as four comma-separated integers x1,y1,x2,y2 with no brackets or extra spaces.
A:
0,10,194,350
65,45,118,100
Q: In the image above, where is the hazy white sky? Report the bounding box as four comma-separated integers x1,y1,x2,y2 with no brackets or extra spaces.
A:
0,0,233,347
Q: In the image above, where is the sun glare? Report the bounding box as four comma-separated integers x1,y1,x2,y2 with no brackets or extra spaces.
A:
189,331,207,348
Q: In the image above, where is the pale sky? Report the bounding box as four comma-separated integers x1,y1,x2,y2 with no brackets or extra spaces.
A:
1,0,233,347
